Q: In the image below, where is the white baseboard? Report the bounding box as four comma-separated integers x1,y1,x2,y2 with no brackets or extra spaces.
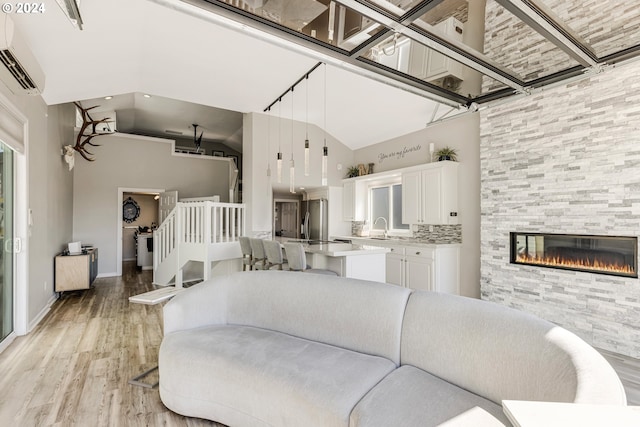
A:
97,272,119,278
28,293,57,333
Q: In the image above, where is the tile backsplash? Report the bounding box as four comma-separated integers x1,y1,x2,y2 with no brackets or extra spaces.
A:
351,221,462,244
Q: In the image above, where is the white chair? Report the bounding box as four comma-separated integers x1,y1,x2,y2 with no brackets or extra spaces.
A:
282,243,338,276
263,240,286,270
239,236,253,271
249,238,268,270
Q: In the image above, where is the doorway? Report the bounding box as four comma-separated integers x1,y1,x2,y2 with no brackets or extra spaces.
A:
274,200,300,239
116,188,163,276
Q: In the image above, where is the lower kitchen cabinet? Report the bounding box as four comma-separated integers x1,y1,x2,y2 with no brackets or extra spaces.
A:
385,246,405,286
405,250,434,292
384,244,459,294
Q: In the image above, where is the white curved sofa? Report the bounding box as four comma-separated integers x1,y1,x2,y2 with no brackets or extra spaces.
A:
159,271,626,427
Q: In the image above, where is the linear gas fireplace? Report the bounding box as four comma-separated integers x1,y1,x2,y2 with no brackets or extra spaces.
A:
510,233,638,278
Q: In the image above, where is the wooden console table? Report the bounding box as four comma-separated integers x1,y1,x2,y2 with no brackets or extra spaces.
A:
54,248,98,292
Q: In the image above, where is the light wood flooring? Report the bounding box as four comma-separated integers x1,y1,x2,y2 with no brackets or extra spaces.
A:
0,263,638,426
0,262,223,426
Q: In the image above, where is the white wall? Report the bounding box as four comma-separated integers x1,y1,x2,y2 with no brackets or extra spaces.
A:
0,82,74,331
243,112,354,237
72,134,231,276
353,113,481,297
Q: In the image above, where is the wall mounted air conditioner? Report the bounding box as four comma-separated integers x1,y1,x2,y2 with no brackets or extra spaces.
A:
0,15,45,95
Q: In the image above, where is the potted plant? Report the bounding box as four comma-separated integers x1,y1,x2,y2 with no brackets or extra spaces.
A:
346,166,360,178
435,146,458,162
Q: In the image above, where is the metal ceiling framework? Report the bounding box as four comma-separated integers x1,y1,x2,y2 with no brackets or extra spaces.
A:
180,0,640,109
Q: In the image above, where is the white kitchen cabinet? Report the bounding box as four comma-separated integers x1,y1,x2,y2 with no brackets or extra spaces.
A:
342,180,366,221
402,161,458,225
404,248,435,292
385,246,405,286
408,17,464,83
368,238,459,294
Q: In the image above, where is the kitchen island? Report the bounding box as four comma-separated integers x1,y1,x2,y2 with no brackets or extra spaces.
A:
285,240,389,282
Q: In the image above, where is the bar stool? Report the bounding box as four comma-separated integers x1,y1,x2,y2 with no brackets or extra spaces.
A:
263,240,286,270
249,238,268,270
282,243,338,276
239,236,253,271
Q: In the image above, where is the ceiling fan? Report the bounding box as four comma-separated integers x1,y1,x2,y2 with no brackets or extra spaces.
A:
192,123,204,152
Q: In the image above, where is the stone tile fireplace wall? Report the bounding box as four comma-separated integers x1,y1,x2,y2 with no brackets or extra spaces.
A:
480,61,640,358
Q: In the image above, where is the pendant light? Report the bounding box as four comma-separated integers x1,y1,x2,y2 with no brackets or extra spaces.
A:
304,74,310,176
266,107,272,177
277,99,283,183
321,63,328,186
290,88,295,193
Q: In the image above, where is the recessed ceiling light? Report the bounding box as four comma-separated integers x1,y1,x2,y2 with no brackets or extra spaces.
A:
143,94,151,98
104,96,113,100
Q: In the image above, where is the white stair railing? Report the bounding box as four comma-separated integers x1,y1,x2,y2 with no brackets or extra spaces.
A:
153,201,246,286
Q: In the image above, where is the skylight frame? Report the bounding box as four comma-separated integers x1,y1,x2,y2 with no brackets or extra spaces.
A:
180,0,640,108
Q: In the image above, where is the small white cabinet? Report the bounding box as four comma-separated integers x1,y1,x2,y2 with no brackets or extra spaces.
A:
402,161,458,225
408,17,464,83
342,180,366,221
385,246,405,286
404,248,435,292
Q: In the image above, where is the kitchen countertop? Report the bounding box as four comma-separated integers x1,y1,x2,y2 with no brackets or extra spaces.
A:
273,237,390,256
300,241,389,257
331,235,461,248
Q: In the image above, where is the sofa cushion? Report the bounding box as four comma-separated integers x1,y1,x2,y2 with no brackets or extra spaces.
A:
400,291,627,406
224,271,412,365
349,365,510,427
160,324,397,427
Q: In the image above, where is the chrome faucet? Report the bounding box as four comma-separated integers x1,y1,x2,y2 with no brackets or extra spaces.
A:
374,217,388,238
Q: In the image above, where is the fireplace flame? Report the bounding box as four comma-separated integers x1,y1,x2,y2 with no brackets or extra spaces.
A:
515,253,635,275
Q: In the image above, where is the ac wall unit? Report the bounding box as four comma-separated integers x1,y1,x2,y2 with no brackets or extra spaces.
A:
0,15,45,95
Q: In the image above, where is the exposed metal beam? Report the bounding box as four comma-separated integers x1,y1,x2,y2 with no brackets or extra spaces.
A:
349,27,393,58
336,0,526,92
178,0,466,107
495,0,598,67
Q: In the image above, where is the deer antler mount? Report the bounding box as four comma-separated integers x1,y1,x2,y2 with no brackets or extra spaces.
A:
73,101,113,161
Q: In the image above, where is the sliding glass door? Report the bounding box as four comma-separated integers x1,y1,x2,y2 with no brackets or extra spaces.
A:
0,141,13,342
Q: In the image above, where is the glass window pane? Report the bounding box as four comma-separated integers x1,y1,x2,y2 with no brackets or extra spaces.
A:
0,142,13,341
482,0,580,82
361,32,508,98
392,184,409,230
222,0,385,50
371,187,389,230
361,0,422,16
535,0,640,58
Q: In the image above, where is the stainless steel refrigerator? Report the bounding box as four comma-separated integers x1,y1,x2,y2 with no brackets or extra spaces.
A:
302,198,328,241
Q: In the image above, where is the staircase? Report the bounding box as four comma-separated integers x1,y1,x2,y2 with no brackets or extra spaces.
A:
153,200,246,287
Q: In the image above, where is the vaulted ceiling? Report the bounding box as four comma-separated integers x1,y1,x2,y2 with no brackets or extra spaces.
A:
10,0,640,151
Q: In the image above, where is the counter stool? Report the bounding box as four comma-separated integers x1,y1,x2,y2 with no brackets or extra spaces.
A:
239,236,254,271
282,243,338,276
249,238,268,270
263,240,286,270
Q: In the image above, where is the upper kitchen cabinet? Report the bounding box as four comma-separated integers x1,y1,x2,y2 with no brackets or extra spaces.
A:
402,161,458,225
408,17,464,87
342,180,366,221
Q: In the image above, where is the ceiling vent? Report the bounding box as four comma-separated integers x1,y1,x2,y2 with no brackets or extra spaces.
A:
0,16,45,95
